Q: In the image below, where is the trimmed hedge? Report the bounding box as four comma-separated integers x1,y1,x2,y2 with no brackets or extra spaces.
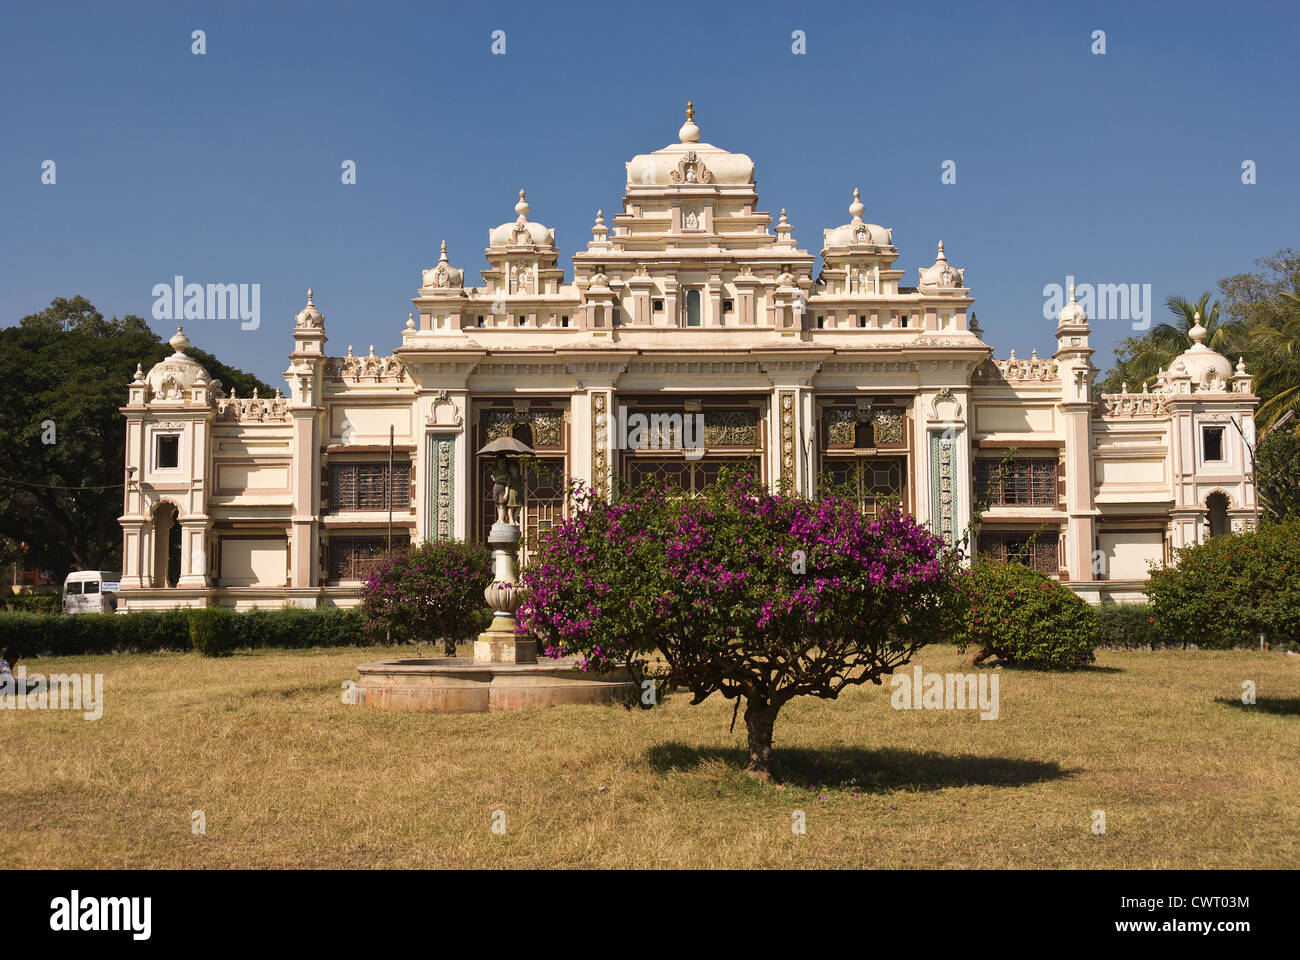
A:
1,593,60,615
0,606,366,658
1094,602,1175,649
956,559,1099,669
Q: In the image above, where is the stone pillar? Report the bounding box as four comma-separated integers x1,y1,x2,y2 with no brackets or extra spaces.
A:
474,521,536,664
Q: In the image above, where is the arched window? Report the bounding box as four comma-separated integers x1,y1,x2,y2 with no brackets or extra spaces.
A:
854,420,875,449
511,421,534,448
1206,492,1230,538
153,503,181,587
685,289,702,327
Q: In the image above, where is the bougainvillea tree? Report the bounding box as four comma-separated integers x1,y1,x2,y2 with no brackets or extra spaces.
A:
359,539,491,655
518,472,964,779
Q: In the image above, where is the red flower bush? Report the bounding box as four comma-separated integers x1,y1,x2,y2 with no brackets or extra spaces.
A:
519,471,964,778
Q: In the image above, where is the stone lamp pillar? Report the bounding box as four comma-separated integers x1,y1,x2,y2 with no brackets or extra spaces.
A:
474,437,536,664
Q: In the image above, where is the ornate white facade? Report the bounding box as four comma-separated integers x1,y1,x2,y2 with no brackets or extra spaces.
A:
117,106,1259,610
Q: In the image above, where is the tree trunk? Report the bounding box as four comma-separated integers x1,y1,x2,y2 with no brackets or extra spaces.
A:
744,699,779,781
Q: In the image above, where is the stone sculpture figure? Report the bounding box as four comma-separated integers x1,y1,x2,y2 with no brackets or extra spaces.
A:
489,454,511,525
505,461,524,526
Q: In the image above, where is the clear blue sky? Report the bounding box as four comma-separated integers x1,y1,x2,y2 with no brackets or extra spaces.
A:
2,0,1297,385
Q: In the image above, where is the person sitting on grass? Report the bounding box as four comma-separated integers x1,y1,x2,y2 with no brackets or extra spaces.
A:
0,647,15,694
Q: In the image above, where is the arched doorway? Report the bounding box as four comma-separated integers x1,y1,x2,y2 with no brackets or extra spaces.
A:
1206,492,1230,538
153,503,182,587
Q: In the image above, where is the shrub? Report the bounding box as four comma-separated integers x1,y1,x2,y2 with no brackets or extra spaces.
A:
956,559,1099,669
1146,521,1300,649
519,471,965,779
0,606,367,657
188,608,236,657
1094,602,1173,649
1,593,59,615
226,607,364,650
359,540,492,655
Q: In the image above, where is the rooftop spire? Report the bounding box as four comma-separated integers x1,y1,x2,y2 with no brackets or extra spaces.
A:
849,187,865,222
679,100,700,143
515,189,530,220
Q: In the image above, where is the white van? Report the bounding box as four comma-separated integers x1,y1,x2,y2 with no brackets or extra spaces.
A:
62,571,122,615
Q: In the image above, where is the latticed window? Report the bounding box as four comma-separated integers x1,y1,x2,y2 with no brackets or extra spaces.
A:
821,458,906,515
625,457,761,494
975,457,1058,507
977,529,1060,575
328,462,411,512
326,535,409,582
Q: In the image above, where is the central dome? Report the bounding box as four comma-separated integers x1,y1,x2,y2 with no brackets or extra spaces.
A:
625,103,755,186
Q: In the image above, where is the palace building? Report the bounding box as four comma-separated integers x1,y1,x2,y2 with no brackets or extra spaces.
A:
116,105,1259,611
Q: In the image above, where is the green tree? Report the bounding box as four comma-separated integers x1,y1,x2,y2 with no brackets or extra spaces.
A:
0,296,272,577
1256,419,1300,523
1114,293,1245,389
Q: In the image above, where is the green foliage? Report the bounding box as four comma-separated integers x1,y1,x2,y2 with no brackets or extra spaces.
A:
0,607,365,657
0,296,272,578
1,593,60,614
358,540,493,654
225,608,364,650
188,609,236,657
520,470,966,775
957,559,1099,669
1094,602,1172,648
1146,521,1300,649
1099,293,1245,393
1257,425,1300,523
0,610,191,656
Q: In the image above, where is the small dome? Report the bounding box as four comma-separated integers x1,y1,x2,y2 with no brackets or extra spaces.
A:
918,240,966,290
422,241,465,289
146,326,210,401
823,188,893,249
1175,313,1233,384
489,189,555,247
295,288,324,328
1058,283,1088,325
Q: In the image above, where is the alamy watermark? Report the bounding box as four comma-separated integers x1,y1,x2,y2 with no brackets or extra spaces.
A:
890,664,999,720
152,276,260,330
1043,274,1151,330
598,403,707,460
1,669,104,720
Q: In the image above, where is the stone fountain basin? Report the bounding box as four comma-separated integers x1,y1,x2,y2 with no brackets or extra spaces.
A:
354,657,636,712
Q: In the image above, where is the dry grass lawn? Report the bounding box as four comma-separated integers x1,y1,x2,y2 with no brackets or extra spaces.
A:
1,643,1297,868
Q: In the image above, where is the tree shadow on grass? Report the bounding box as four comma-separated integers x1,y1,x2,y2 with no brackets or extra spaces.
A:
1213,696,1300,717
644,743,1067,791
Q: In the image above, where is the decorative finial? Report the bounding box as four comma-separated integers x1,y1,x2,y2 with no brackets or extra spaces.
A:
849,187,865,221
169,326,190,354
515,189,530,219
779,209,789,224
1068,282,1077,302
439,240,448,260
133,362,145,381
1237,356,1247,375
1189,311,1208,343
679,101,700,143
936,240,947,260
307,288,314,305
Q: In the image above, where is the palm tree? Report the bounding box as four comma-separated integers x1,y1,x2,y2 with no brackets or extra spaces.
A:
1122,293,1245,388
1249,290,1300,432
